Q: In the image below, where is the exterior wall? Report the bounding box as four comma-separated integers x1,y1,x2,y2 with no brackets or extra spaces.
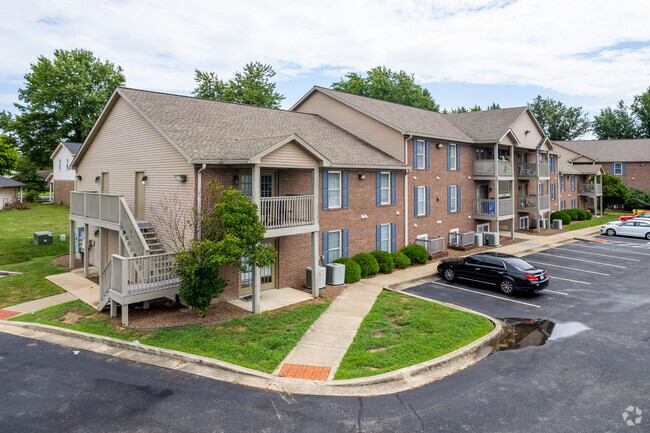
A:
0,187,20,209
52,147,76,181
294,91,406,162
260,143,319,167
602,161,650,190
53,180,75,206
511,112,544,149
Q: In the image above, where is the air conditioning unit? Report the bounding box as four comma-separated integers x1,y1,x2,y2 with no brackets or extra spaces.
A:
305,266,326,289
326,263,345,286
484,232,500,247
474,232,484,247
33,231,53,246
552,219,563,230
540,219,548,229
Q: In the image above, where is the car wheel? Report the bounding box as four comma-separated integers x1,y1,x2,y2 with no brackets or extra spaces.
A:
499,278,515,295
606,228,616,236
646,232,650,240
443,268,456,282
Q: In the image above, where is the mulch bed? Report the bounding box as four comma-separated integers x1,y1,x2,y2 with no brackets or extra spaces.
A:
442,236,524,260
50,254,89,270
518,228,568,236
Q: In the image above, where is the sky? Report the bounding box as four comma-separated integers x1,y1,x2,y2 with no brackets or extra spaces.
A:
1,0,650,119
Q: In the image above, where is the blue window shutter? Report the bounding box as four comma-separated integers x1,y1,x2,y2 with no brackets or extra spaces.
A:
391,222,396,253
456,144,460,170
413,140,418,169
426,186,431,216
342,171,348,209
376,172,381,206
376,224,381,251
342,229,348,258
458,185,461,212
322,231,329,265
611,163,615,174
447,186,451,213
391,172,396,205
622,163,626,175
322,171,328,211
425,140,430,170
413,186,418,218
447,144,451,171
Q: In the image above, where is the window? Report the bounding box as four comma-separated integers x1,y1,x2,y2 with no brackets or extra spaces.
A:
519,216,529,230
560,175,566,192
482,256,505,269
449,185,458,212
416,186,426,216
380,172,390,204
378,223,391,253
448,143,457,171
477,223,490,232
240,174,252,198
66,159,69,170
415,140,425,169
58,159,61,170
613,162,623,175
550,183,556,201
538,182,544,195
550,155,556,173
327,171,341,208
570,175,575,191
328,230,342,262
561,200,566,210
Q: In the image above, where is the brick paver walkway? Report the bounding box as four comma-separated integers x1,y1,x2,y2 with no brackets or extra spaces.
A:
278,363,331,381
0,310,21,320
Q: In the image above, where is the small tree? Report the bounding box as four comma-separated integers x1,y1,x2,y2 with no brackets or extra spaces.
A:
13,156,45,192
602,173,629,208
173,183,276,315
625,188,650,210
0,135,18,175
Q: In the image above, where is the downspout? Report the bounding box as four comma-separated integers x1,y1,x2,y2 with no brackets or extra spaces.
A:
404,134,413,247
197,163,207,240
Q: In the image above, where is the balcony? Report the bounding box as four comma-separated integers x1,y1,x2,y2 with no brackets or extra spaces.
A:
517,195,550,212
579,183,602,196
473,160,514,179
517,163,550,179
473,198,514,220
260,195,316,236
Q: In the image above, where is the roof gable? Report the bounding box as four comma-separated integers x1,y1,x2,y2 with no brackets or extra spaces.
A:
556,139,650,162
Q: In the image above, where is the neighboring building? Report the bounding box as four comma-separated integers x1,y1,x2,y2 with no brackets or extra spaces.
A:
0,176,24,209
50,142,82,206
553,142,605,215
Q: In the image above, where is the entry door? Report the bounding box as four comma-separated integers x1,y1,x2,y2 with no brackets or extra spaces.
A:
134,172,145,219
477,184,489,200
260,171,276,197
101,172,109,193
239,239,277,296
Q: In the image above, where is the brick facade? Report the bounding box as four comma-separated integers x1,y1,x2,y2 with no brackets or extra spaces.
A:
603,161,650,190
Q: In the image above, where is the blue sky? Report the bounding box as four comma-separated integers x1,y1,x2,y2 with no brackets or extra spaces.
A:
1,0,650,122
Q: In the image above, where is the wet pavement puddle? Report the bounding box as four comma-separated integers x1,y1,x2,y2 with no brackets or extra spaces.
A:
493,318,590,352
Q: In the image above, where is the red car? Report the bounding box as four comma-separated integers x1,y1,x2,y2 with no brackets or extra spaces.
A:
619,211,650,221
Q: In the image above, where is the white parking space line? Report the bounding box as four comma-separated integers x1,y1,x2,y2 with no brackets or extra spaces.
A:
557,247,640,261
545,289,570,296
526,260,610,276
531,252,626,269
430,281,542,308
580,244,650,257
549,276,591,285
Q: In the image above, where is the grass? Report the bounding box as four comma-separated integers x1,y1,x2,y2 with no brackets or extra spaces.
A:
334,291,494,380
0,203,72,308
565,210,626,231
11,299,330,373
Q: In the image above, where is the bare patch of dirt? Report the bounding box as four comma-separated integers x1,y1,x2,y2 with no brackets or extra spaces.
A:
369,347,387,353
50,254,91,270
373,330,385,338
299,284,346,301
61,308,86,324
368,366,379,371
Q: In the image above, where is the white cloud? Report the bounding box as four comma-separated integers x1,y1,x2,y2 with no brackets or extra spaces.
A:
0,0,649,106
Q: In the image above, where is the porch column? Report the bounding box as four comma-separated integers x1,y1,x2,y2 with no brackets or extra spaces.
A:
311,167,319,298
493,143,499,230
535,149,540,233
49,183,53,202
251,164,261,314
99,228,106,299
69,220,75,270
83,223,89,278
510,145,515,239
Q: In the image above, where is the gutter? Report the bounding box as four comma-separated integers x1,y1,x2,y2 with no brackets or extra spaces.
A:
196,163,207,240
404,134,413,247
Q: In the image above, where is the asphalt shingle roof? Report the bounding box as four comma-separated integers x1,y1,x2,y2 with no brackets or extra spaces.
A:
118,88,405,168
556,139,650,162
0,176,25,188
445,107,529,142
62,142,82,155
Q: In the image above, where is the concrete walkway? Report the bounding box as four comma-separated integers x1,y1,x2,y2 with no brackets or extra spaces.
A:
45,272,100,309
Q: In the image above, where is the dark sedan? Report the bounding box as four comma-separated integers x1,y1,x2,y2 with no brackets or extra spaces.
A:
437,252,549,295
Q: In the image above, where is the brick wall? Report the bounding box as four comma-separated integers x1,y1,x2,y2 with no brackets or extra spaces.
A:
603,161,650,190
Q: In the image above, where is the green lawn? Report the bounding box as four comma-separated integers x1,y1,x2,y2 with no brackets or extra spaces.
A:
0,203,70,308
565,210,626,231
11,299,330,373
334,290,494,380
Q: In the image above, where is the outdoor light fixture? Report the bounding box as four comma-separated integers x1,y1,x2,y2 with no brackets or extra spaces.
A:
76,175,82,181
358,172,366,180
141,175,148,185
436,143,443,149
174,175,187,183
94,176,100,183
233,175,239,185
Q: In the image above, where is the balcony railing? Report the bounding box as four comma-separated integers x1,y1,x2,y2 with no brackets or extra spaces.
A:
473,160,514,178
517,163,549,178
579,183,602,195
473,198,514,218
260,195,314,230
517,195,550,212
449,230,475,247
415,236,445,254
110,253,179,297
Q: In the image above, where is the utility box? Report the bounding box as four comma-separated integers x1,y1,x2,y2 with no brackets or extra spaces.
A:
326,263,345,286
484,232,500,247
552,219,563,230
474,233,484,247
33,231,53,246
305,266,326,290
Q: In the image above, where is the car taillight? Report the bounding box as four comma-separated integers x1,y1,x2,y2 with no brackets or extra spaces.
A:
544,272,548,277
524,274,538,280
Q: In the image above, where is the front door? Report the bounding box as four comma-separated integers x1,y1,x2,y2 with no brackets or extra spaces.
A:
101,172,109,193
134,172,145,219
239,239,277,296
477,184,489,200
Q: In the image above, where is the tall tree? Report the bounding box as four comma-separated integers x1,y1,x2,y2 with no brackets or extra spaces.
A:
592,101,639,139
0,135,18,175
0,49,125,168
192,61,284,108
332,66,440,111
528,96,590,140
602,173,629,208
632,86,650,137
12,155,45,192
444,103,500,114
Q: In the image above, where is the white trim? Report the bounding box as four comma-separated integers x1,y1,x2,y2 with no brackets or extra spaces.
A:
379,171,390,205
613,162,623,175
476,223,490,232
327,230,342,262
415,140,425,170
416,186,426,216
519,216,529,230
449,185,458,212
379,223,391,253
327,171,342,209
448,143,457,171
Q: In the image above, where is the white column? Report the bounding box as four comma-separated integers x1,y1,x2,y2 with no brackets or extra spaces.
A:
83,223,89,278
69,220,75,270
311,167,320,298
251,164,261,314
510,145,515,239
99,228,105,299
535,150,540,233
494,143,499,229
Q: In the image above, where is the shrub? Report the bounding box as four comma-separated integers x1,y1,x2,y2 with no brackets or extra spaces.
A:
371,250,394,274
550,211,571,226
564,209,580,221
575,209,589,220
22,190,40,203
352,252,380,278
401,244,428,265
333,258,361,284
585,210,592,220
391,251,411,269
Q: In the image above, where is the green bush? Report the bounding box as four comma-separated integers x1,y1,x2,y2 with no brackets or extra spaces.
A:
371,250,394,274
352,252,380,278
401,244,428,265
585,210,593,220
391,251,411,269
565,209,580,221
550,211,571,226
333,258,361,284
22,190,40,203
575,209,589,220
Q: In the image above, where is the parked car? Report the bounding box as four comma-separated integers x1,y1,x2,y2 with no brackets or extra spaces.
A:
602,219,650,239
619,210,650,221
437,252,549,295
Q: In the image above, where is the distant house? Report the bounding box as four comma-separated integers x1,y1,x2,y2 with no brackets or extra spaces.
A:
50,142,82,206
0,176,25,209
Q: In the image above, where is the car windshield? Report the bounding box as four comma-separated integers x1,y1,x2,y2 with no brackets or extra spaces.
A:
508,258,535,271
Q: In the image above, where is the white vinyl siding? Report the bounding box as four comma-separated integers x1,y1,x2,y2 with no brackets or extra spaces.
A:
327,171,341,208
416,186,425,216
328,230,342,262
379,223,391,253
380,172,390,204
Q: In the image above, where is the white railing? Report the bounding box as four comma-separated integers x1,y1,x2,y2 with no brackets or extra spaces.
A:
415,236,445,254
119,197,150,256
260,195,314,229
473,198,514,218
538,163,550,178
517,195,550,211
473,160,513,177
111,253,179,297
517,162,549,178
539,194,550,210
449,230,475,247
579,183,602,195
